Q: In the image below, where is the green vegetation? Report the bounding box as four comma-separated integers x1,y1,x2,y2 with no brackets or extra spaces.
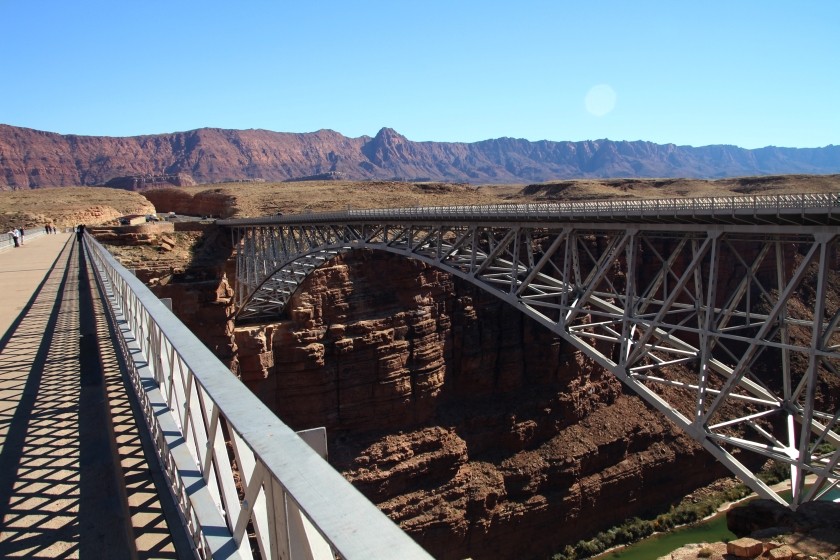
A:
551,462,789,560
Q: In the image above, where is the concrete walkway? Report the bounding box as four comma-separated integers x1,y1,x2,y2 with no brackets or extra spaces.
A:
0,234,184,558
0,232,68,336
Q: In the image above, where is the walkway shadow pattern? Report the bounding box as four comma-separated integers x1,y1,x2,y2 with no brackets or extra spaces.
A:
0,238,181,558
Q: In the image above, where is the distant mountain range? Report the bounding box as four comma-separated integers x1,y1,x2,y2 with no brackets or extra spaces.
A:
1,124,839,189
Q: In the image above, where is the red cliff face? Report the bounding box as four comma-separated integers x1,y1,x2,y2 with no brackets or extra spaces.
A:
141,187,238,218
231,251,729,560
4,123,840,188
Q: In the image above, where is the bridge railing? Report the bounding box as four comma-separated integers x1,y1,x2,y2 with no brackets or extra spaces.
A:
221,192,839,226
84,233,431,560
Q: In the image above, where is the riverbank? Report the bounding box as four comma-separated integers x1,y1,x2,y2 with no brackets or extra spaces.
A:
586,475,832,560
689,477,839,559
563,477,747,560
665,499,840,560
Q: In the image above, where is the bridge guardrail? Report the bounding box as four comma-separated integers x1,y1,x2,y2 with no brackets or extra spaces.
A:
84,233,431,560
219,192,840,226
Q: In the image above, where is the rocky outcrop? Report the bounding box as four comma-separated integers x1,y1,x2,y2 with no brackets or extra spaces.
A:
231,250,731,560
651,500,840,560
727,499,840,539
141,187,237,218
52,204,143,227
3,123,840,189
110,224,240,364
153,274,239,364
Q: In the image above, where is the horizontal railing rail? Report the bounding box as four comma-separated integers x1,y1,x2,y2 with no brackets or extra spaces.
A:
219,192,840,226
84,233,431,560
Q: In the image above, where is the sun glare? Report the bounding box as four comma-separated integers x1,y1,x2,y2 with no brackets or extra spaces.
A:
585,84,617,117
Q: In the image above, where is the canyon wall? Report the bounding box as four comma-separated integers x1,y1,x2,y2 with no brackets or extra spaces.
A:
226,251,731,560
133,229,840,560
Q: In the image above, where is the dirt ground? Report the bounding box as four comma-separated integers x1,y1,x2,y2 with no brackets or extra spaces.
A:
2,174,838,229
0,186,154,232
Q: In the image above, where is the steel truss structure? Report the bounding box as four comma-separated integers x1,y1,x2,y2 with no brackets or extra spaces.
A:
221,193,840,509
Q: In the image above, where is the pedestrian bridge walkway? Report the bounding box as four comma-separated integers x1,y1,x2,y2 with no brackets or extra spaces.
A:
0,232,430,559
0,233,183,558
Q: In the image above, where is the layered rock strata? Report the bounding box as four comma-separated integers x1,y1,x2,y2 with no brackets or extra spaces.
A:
3,123,840,188
231,250,731,560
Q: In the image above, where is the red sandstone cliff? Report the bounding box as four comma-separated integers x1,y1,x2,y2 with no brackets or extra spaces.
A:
141,187,238,219
4,123,840,189
226,251,732,560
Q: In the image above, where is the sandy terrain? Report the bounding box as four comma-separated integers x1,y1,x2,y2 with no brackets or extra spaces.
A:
2,175,838,228
0,186,154,232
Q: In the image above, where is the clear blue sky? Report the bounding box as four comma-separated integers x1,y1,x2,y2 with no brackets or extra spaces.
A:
1,1,837,149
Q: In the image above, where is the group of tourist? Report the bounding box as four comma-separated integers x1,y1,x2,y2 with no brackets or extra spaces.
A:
5,224,60,248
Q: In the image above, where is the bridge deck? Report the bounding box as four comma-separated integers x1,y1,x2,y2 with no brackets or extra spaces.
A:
0,233,185,558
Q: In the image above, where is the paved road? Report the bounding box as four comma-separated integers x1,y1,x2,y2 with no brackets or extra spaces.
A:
0,233,183,558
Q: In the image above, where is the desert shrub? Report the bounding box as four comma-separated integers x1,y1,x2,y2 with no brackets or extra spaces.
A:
551,462,787,558
757,460,787,486
552,544,577,560
722,485,749,502
815,442,836,455
612,525,631,545
655,513,675,531
670,501,717,525
624,517,655,541
670,506,694,525
574,538,606,557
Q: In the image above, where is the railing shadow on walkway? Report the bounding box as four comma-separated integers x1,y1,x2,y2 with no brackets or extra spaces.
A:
0,236,186,559
2,231,431,560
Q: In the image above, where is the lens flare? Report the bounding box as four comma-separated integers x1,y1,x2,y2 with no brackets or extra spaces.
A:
585,84,617,117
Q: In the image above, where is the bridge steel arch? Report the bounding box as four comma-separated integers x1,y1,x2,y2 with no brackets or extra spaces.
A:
221,194,840,509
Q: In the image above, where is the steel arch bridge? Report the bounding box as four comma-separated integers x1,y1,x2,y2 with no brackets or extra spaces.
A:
220,193,840,509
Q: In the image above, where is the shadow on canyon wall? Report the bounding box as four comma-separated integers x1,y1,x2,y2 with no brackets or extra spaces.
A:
152,242,738,560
